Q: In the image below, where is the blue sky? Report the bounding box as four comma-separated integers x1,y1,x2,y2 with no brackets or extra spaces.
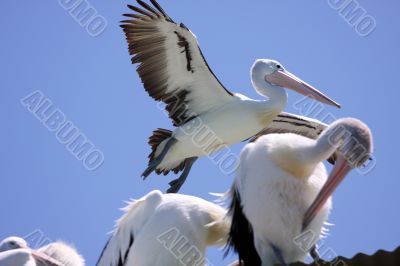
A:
1,0,399,265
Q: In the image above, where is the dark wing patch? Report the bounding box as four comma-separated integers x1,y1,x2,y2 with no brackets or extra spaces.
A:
249,113,325,142
225,188,262,266
122,234,134,265
96,233,135,266
174,31,194,73
249,112,337,164
148,128,185,175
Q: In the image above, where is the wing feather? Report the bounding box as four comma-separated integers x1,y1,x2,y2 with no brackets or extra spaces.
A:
96,191,163,266
250,113,337,164
121,0,235,126
250,112,328,142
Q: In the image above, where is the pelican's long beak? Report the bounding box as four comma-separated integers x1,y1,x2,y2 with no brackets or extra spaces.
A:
266,70,341,108
302,154,352,230
32,250,62,266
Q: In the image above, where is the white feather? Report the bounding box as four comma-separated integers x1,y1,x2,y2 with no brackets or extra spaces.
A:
38,242,85,266
0,237,84,266
234,133,332,266
97,190,230,266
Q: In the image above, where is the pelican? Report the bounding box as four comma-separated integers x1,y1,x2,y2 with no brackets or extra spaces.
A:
37,242,85,266
226,118,373,266
0,236,85,266
97,190,230,266
120,0,341,193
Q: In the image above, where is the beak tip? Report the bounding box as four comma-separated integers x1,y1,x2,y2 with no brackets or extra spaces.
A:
329,101,341,109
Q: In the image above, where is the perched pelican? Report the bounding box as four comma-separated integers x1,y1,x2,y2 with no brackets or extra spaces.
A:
97,190,230,266
226,118,373,266
120,0,340,193
0,236,85,266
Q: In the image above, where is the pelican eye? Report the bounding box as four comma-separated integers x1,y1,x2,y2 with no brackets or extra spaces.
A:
276,64,281,69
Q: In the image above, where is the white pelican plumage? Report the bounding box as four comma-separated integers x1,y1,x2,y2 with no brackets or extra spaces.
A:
0,236,85,266
97,190,230,266
36,242,85,266
226,118,373,266
121,0,341,193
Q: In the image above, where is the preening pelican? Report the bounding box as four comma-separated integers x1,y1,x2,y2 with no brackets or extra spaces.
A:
97,190,230,266
226,118,373,266
0,237,85,266
121,0,340,193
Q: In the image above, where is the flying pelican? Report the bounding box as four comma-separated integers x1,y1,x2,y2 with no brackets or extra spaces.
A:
0,236,85,266
226,118,373,266
97,190,230,266
120,0,341,193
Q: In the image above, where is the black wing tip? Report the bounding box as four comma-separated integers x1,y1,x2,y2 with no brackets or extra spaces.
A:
125,0,175,23
226,188,262,265
180,22,189,30
128,4,155,18
127,4,135,10
148,0,175,22
136,0,160,17
149,0,167,16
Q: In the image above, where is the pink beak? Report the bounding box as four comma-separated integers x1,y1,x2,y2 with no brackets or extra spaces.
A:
32,250,62,265
266,70,341,108
302,154,352,230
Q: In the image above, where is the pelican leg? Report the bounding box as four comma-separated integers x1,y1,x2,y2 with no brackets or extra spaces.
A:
271,245,288,266
141,137,177,179
166,157,198,193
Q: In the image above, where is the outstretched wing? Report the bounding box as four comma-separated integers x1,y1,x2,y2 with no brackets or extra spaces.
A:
250,113,337,164
249,112,328,142
121,0,235,126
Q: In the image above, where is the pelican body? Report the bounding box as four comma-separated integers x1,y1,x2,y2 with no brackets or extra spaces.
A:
158,94,284,167
0,237,85,266
121,0,340,193
227,118,373,266
229,133,332,266
97,190,230,266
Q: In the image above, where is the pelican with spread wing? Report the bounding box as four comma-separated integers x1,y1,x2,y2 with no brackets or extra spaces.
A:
121,0,340,193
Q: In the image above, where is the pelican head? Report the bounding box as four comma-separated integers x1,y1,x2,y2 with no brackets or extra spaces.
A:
251,59,341,108
0,236,28,252
303,118,373,229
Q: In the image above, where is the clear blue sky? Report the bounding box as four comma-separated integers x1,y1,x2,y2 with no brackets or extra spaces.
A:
1,1,399,265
